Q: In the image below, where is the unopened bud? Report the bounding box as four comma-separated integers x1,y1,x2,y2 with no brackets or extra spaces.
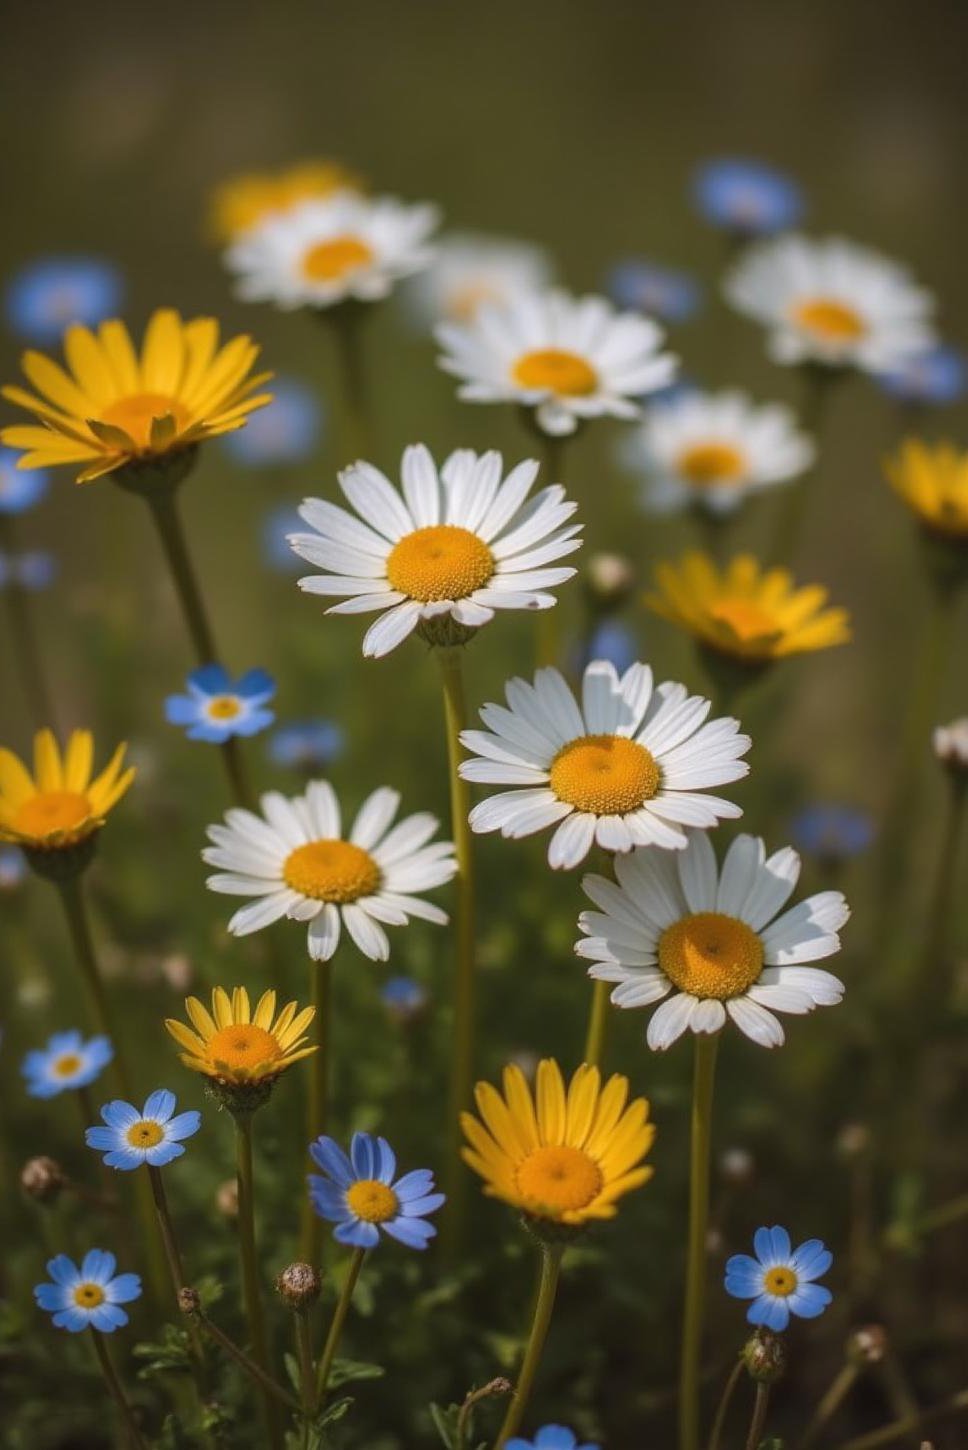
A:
584,552,635,610
836,1122,871,1160
847,1324,887,1366
742,1329,786,1384
216,1178,239,1217
275,1262,322,1311
720,1147,754,1184
21,1155,67,1203
933,719,968,777
178,1287,201,1315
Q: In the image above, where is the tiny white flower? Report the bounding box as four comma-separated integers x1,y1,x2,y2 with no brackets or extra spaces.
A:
406,231,552,328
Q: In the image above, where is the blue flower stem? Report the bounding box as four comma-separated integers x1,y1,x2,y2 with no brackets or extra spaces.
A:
535,431,566,669
706,1356,744,1450
300,954,333,1270
744,1382,771,1450
315,1246,366,1406
680,1031,720,1450
147,1166,205,1364
234,1112,284,1450
493,1241,563,1448
0,513,59,729
89,1328,149,1449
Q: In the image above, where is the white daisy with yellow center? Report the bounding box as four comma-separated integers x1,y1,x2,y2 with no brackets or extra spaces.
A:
436,288,678,436
459,659,751,869
725,235,935,373
289,444,582,657
623,389,815,515
225,191,440,310
407,231,553,327
577,831,848,1049
204,782,457,961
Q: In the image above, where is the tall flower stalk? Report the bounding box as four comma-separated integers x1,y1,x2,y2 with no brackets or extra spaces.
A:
680,1032,720,1450
315,1247,367,1405
494,1241,563,1448
234,1111,283,1450
0,513,58,727
90,1331,149,1450
300,955,333,1268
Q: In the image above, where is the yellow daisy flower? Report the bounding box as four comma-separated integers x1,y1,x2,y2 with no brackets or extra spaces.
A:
646,553,850,663
461,1059,654,1227
165,986,316,1085
1,309,273,484
0,729,134,850
886,439,968,539
209,160,364,244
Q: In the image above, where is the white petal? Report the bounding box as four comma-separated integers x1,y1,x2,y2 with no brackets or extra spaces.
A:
547,811,596,869
646,992,698,1050
677,832,718,912
342,902,390,960
308,904,341,960
362,601,423,657
726,996,785,1048
350,787,400,848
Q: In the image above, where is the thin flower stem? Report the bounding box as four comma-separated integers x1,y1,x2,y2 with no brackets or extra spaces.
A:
328,303,370,462
769,365,834,565
798,1362,859,1449
918,776,967,1005
193,1305,301,1413
294,1312,315,1443
0,514,58,728
706,1357,744,1450
582,979,611,1066
316,1246,366,1404
147,1166,205,1363
300,955,332,1270
679,1031,720,1450
535,432,566,669
234,1113,283,1450
89,1329,149,1450
744,1382,771,1450
837,1387,968,1449
56,875,131,1095
494,1242,563,1448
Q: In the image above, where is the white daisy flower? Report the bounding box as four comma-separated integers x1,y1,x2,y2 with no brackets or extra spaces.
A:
576,831,848,1050
622,389,815,515
203,783,457,962
225,192,440,310
289,444,582,657
436,288,678,437
724,234,936,374
459,659,751,869
407,231,552,327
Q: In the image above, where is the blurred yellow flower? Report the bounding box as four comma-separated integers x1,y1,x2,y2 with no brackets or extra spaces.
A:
166,986,316,1085
209,160,364,244
0,729,134,850
886,439,968,539
461,1059,654,1226
645,553,850,662
1,309,272,484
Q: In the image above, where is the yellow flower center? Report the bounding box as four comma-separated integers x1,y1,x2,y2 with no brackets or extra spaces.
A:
792,298,865,343
208,695,241,720
207,1024,281,1074
53,1053,82,1077
763,1265,798,1297
282,839,381,903
678,442,747,486
14,790,92,839
301,235,373,281
385,525,494,602
708,598,781,643
659,911,764,1000
345,1179,399,1223
126,1120,165,1148
100,392,191,450
515,1145,603,1216
73,1282,105,1308
549,734,660,815
512,348,598,396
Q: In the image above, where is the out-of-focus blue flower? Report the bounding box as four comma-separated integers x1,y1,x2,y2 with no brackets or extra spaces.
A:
268,719,345,772
262,506,304,573
606,258,702,325
221,377,323,467
0,449,49,514
725,1225,832,1332
34,1250,141,1333
790,804,874,861
308,1131,445,1250
22,1031,113,1099
5,257,124,345
693,159,804,236
165,664,276,744
0,845,27,890
582,621,638,675
0,551,58,590
85,1090,201,1171
877,345,967,407
507,1429,600,1450
380,976,429,1023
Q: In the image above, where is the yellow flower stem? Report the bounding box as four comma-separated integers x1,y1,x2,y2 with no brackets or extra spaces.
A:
797,1362,860,1450
0,513,58,729
315,1246,367,1405
327,302,370,462
234,1112,283,1450
535,431,566,669
300,954,333,1269
89,1329,149,1450
583,980,611,1067
679,1031,720,1450
494,1241,564,1448
706,1356,744,1450
744,1382,771,1450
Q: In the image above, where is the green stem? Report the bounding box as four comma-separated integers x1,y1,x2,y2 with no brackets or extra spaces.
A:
328,303,370,462
706,1357,744,1450
0,513,58,728
147,1166,205,1363
300,955,332,1269
193,1305,300,1412
919,777,967,1003
679,1032,720,1450
838,1387,968,1449
234,1114,283,1450
295,1312,315,1443
744,1382,771,1450
90,1329,148,1449
582,979,610,1067
494,1243,563,1448
55,875,130,1095
799,1363,859,1449
316,1246,366,1404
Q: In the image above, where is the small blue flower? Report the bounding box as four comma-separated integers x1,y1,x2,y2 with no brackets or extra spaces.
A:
221,376,323,467
5,256,124,345
790,804,874,861
693,159,804,236
268,719,345,772
262,505,305,573
380,975,429,1022
22,1031,113,1099
507,1429,600,1450
85,1090,201,1171
308,1131,445,1250
0,845,27,891
725,1225,832,1332
0,551,58,591
606,258,702,325
165,664,276,744
0,448,49,514
877,345,967,407
34,1249,141,1333
581,621,638,676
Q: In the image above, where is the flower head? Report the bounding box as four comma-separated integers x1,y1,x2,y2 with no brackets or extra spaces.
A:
85,1090,201,1170
726,1226,832,1331
934,718,968,775
646,554,850,663
408,231,552,327
725,235,935,374
437,288,677,436
0,447,48,513
1,308,272,484
693,158,804,236
790,804,874,861
5,256,124,344
165,665,276,744
290,444,582,655
878,344,967,407
165,986,315,1085
221,376,322,467
268,719,345,773
34,1250,141,1333
507,1430,600,1450
461,1060,654,1228
308,1131,444,1249
204,782,456,961
461,660,750,869
380,975,429,1022
22,1031,113,1098
0,729,134,850
577,832,848,1050
606,257,702,325
579,620,638,676
209,160,364,244
886,439,968,539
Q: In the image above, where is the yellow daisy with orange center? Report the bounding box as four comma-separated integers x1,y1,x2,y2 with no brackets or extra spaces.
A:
165,986,316,1085
886,439,968,541
0,729,134,850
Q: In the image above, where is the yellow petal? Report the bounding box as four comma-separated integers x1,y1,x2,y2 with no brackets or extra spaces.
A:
64,326,116,406
535,1059,566,1145
140,309,185,393
33,729,63,790
185,996,217,1039
0,747,37,807
21,349,99,418
179,318,220,403
166,1018,206,1054
212,987,233,1027
97,320,140,393
564,1063,600,1148
501,1064,539,1152
63,731,94,792
253,991,277,1029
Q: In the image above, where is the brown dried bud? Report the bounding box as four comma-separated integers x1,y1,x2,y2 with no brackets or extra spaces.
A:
21,1155,68,1203
216,1178,239,1217
742,1328,786,1384
847,1324,888,1366
275,1262,322,1311
178,1287,201,1315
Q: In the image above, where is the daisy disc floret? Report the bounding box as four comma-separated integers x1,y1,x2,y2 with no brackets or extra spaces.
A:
725,1225,832,1331
308,1131,445,1250
34,1250,141,1333
85,1090,201,1170
461,1059,654,1230
436,288,678,436
209,160,364,244
289,444,582,655
21,1031,113,1099
203,782,456,961
886,439,968,540
460,660,751,868
0,729,134,851
165,986,316,1087
577,831,849,1050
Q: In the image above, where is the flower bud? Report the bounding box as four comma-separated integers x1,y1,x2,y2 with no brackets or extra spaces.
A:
719,1147,755,1184
178,1287,201,1315
275,1262,322,1311
20,1155,67,1203
847,1324,887,1366
216,1178,239,1217
742,1329,786,1384
933,719,968,777
584,552,635,611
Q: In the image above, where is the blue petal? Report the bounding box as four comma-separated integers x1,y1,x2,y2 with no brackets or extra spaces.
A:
102,1146,145,1171
87,1038,114,1070
334,1218,380,1249
85,1127,120,1152
188,663,230,694
768,1226,792,1264
375,1136,396,1185
90,1303,128,1332
186,720,233,743
535,1430,579,1450
105,1273,141,1305
236,668,275,699
724,1268,762,1301
142,1089,176,1123
382,1215,436,1250
788,1283,832,1320
164,695,200,725
752,1227,774,1266
307,1179,350,1222
747,1294,789,1332
308,1136,354,1187
400,1192,445,1218
100,1100,140,1129
52,1306,91,1332
46,1255,80,1287
81,1250,116,1285
724,1253,761,1281
791,1239,832,1281
234,709,275,737
48,1030,83,1054
393,1168,435,1201
34,1282,72,1310
146,1141,185,1167
350,1132,379,1180
165,1110,201,1141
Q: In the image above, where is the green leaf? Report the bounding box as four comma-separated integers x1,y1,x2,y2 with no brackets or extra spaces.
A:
429,1402,462,1449
327,1357,385,1387
132,1324,194,1378
283,1351,302,1393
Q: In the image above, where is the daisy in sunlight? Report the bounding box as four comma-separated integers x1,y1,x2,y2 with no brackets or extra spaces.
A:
208,159,364,244
165,986,316,1085
0,729,134,851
